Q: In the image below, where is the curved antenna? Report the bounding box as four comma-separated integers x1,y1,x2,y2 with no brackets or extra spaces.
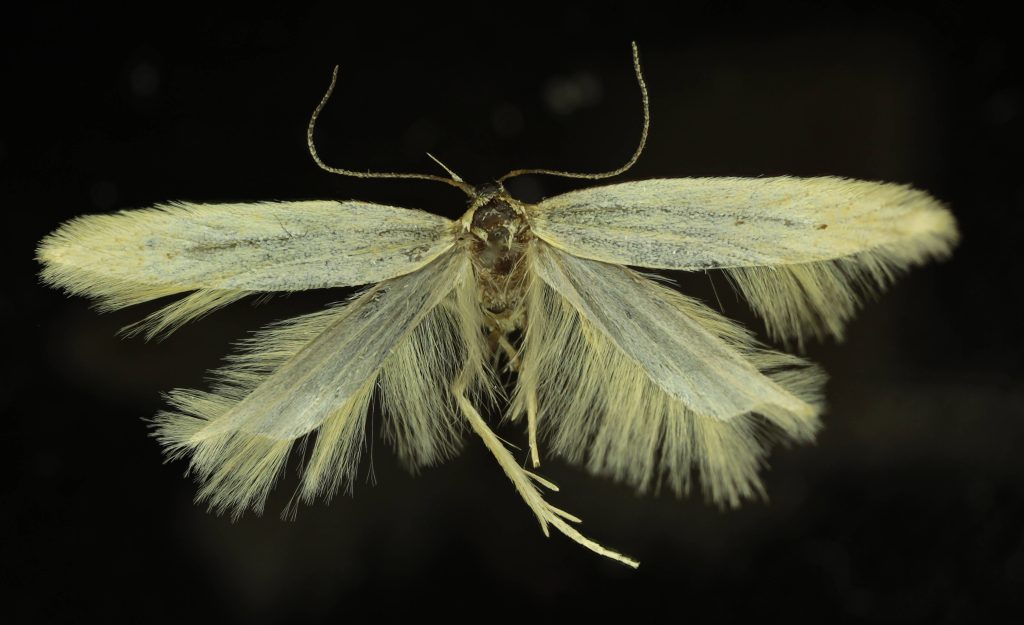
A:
308,66,475,196
499,41,650,183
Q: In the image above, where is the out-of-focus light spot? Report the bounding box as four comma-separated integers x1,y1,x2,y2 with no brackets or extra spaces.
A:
544,71,603,115
491,102,524,137
130,62,161,97
90,180,118,210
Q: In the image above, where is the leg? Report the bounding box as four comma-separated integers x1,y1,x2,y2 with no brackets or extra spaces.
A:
497,334,541,468
498,334,520,371
526,384,540,468
452,366,638,568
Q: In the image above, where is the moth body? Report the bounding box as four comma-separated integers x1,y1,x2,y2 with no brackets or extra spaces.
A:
462,182,532,336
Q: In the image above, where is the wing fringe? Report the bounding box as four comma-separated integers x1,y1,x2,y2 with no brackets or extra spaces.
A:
153,267,492,518
724,210,958,346
38,211,255,340
37,210,188,310
512,266,825,507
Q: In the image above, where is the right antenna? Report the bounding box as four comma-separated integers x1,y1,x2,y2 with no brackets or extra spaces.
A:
499,41,650,183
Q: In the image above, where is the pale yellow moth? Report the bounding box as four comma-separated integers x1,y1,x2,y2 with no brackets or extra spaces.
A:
36,44,958,568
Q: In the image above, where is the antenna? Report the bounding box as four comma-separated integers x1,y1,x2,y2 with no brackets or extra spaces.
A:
499,42,650,183
307,66,475,196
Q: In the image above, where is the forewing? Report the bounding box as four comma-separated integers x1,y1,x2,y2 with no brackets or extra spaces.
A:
530,241,814,421
532,177,954,269
37,200,455,336
531,177,958,343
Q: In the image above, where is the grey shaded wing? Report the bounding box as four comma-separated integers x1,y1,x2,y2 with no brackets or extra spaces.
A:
530,241,814,422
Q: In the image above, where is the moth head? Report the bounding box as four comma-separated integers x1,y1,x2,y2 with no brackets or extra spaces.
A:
462,181,528,247
472,181,506,199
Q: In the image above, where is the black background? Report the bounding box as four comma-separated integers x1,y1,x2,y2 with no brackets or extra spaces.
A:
6,2,1022,622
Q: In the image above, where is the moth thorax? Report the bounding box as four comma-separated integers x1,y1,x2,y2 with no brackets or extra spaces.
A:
468,193,531,324
469,196,530,274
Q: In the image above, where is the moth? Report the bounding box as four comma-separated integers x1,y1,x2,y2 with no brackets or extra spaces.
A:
37,44,958,568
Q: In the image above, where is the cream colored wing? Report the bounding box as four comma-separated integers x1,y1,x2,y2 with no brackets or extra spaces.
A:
530,241,814,421
515,241,824,504
37,200,455,337
531,177,959,344
156,248,476,516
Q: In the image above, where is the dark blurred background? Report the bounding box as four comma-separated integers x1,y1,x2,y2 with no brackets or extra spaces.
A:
5,1,1022,622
